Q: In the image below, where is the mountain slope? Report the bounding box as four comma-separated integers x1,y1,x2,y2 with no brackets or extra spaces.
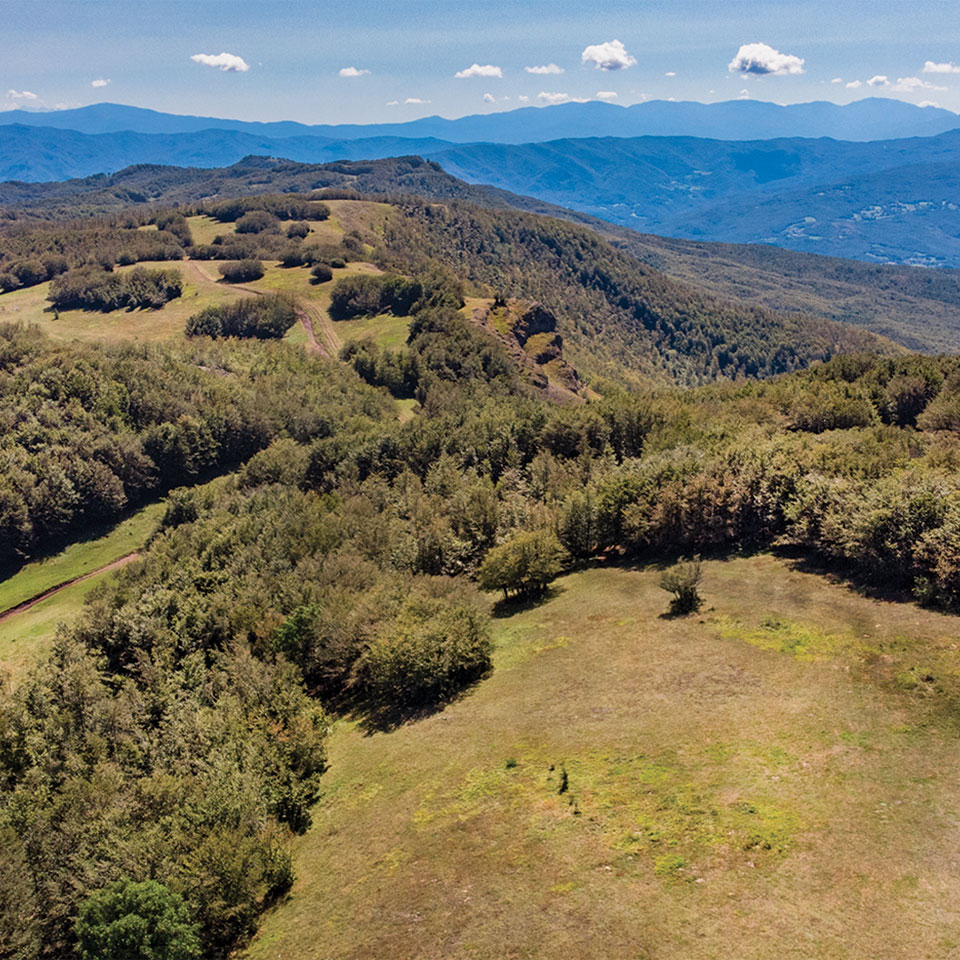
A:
0,155,956,355
2,122,960,266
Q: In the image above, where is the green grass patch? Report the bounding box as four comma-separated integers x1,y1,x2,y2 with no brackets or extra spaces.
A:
243,559,960,960
0,571,119,677
712,614,855,661
336,312,411,351
0,502,163,614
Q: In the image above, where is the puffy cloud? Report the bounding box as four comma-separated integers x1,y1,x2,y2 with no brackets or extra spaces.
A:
91,78,110,88
867,75,889,87
455,63,502,79
923,60,960,74
538,91,570,103
739,88,750,99
405,97,430,104
518,94,529,102
339,66,370,77
830,77,843,84
483,92,495,103
525,63,564,75
846,79,862,89
581,39,636,71
595,90,618,99
7,89,37,100
891,75,946,92
190,52,249,72
665,71,676,77
385,100,399,106
918,100,941,108
728,42,804,76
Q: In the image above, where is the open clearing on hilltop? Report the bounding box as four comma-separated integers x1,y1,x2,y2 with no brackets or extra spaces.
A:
0,200,393,352
245,555,960,960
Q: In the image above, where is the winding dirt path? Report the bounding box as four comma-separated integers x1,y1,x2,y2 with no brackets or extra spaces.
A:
0,553,140,625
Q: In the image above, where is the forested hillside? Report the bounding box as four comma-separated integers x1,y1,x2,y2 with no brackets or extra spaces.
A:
3,176,960,958
4,156,960,354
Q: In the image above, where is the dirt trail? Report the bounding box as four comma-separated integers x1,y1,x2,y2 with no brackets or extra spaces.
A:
0,553,140,625
297,305,331,357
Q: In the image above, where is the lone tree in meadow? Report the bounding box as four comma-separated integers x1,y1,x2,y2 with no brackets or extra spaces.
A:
74,879,200,960
659,557,703,615
478,529,567,601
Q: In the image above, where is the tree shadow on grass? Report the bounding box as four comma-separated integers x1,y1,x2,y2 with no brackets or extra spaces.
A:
325,667,493,736
768,543,916,605
489,583,565,619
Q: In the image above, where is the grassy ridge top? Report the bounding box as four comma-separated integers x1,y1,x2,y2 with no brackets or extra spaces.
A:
245,558,960,960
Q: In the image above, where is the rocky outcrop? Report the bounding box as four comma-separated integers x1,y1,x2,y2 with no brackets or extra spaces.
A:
466,298,583,401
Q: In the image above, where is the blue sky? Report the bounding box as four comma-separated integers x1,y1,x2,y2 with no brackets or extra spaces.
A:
4,0,960,122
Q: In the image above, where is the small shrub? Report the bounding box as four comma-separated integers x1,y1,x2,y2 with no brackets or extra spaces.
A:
310,263,333,285
287,221,311,239
218,259,265,283
659,558,703,615
234,210,279,234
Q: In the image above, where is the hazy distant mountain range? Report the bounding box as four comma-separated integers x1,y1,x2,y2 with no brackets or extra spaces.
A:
2,98,959,266
3,97,959,142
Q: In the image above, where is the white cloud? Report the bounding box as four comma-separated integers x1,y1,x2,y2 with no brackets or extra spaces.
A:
867,75,889,87
455,63,502,79
339,66,370,78
190,52,249,72
581,39,636,71
918,100,941,108
518,94,529,102
728,42,804,76
404,97,430,104
385,100,399,106
7,89,37,100
923,60,960,74
525,63,564,75
538,91,570,103
830,77,843,84
846,79,862,89
665,71,676,77
596,90,618,99
739,88,750,98
483,92,495,103
91,78,110,88
891,75,946,92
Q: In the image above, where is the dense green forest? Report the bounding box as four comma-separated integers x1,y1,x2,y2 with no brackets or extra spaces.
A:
3,175,960,957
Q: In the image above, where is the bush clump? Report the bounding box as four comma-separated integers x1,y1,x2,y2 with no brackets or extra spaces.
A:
75,879,201,960
359,595,492,707
659,558,704,615
218,259,265,283
235,210,279,235
310,263,333,284
477,529,567,601
328,271,463,321
48,266,183,311
185,293,298,340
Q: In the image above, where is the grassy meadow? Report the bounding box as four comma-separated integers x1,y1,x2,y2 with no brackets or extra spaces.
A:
0,201,394,352
244,556,960,960
0,502,164,675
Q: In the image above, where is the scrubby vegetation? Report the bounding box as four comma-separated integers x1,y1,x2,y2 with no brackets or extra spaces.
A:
218,258,264,283
185,293,297,339
48,265,182,311
4,180,960,959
